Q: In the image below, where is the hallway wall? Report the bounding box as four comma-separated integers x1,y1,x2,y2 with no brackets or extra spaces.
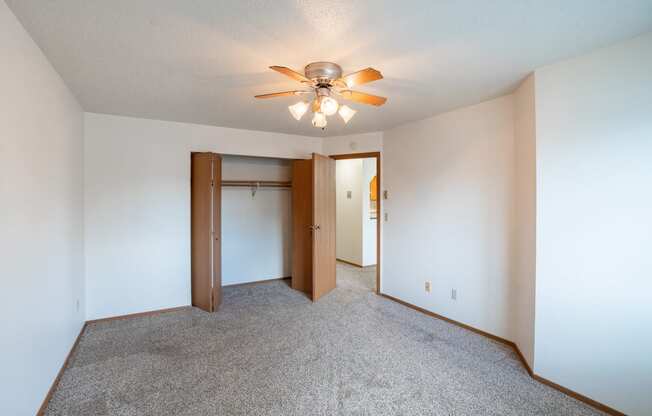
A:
336,159,364,265
362,158,378,266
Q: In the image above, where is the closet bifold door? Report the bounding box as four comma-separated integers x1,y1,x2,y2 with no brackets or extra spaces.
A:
191,152,222,312
311,153,336,301
291,158,313,295
291,153,336,301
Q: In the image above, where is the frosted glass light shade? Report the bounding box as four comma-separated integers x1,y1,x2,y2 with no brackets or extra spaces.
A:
320,96,339,116
312,111,327,128
288,101,309,120
338,105,357,123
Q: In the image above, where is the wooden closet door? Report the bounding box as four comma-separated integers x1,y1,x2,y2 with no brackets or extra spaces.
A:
211,155,222,309
191,153,221,312
291,159,313,295
311,153,336,301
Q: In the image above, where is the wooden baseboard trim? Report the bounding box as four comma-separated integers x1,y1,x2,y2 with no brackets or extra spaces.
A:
223,276,291,288
378,292,625,416
36,322,87,416
510,342,534,376
530,369,625,416
86,306,191,325
379,293,513,345
336,258,363,268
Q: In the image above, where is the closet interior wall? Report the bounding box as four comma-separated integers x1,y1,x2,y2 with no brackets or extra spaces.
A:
221,155,293,286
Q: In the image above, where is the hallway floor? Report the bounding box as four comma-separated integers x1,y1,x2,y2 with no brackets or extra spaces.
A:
335,260,376,292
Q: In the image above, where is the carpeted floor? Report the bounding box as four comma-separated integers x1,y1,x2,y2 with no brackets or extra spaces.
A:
45,262,604,415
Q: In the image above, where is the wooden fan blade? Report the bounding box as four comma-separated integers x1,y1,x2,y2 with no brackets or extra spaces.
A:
337,67,383,88
340,90,387,106
254,91,308,99
269,66,310,84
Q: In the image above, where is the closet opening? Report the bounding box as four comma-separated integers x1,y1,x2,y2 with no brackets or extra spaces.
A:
191,151,343,309
220,155,293,288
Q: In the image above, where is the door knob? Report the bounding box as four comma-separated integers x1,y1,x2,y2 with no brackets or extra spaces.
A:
309,225,321,231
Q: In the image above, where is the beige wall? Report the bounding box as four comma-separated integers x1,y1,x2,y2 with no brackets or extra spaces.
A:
511,74,537,369
322,132,383,155
0,2,85,415
533,32,652,416
84,113,321,320
382,95,515,339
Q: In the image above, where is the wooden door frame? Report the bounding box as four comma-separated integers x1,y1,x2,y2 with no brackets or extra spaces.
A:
329,152,381,294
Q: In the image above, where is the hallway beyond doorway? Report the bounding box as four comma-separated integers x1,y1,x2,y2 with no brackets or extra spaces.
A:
336,260,376,293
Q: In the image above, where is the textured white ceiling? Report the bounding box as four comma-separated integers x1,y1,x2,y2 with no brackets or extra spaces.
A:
7,0,652,137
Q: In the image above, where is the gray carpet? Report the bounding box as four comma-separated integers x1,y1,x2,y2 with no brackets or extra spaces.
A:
45,263,604,415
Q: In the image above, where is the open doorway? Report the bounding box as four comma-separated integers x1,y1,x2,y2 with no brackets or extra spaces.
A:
333,153,380,293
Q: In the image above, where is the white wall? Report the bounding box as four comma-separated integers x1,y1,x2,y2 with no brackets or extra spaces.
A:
0,2,85,415
534,33,652,416
382,95,515,339
221,156,292,285
84,113,321,320
512,74,537,369
336,159,364,265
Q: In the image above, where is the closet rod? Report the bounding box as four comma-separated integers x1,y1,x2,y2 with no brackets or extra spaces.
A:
221,180,291,188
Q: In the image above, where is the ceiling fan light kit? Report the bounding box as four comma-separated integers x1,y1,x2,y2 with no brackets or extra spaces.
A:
255,61,386,129
288,101,309,121
320,96,339,116
338,105,357,124
312,111,327,128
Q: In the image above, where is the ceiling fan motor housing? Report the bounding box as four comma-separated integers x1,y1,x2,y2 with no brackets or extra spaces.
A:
316,87,331,98
305,62,342,85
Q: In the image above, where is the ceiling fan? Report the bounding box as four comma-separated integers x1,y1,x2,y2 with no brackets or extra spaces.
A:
255,62,387,129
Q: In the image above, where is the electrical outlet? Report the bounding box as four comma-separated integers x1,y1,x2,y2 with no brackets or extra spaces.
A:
347,190,352,199
451,289,457,300
384,212,388,222
425,281,431,293
76,299,80,312
383,190,388,199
